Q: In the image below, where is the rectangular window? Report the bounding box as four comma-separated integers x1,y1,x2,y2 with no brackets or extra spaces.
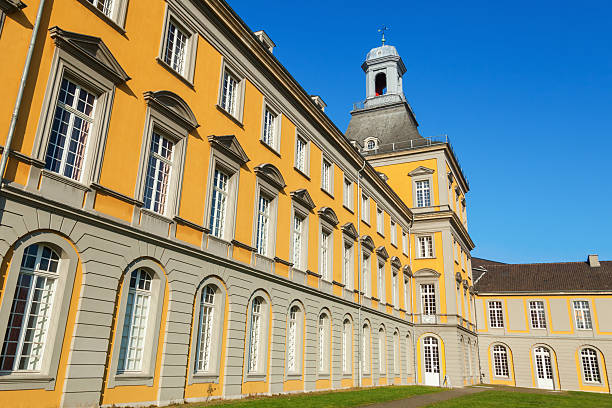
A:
390,220,397,246
261,106,278,149
361,194,370,223
573,301,592,330
402,231,408,255
529,301,546,329
209,168,229,238
343,178,353,210
376,206,384,235
417,236,434,258
321,159,332,193
255,195,271,256
488,301,504,328
44,78,96,182
377,263,385,303
392,271,398,307
143,132,174,215
343,242,353,290
295,136,308,173
292,214,304,270
404,278,410,311
86,0,113,17
163,21,188,75
415,180,431,207
421,284,436,315
363,253,371,297
320,230,331,280
220,70,239,117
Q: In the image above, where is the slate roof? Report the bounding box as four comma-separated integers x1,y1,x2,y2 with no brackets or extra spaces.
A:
473,260,612,293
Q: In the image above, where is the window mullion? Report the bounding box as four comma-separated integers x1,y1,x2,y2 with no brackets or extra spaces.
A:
13,273,38,371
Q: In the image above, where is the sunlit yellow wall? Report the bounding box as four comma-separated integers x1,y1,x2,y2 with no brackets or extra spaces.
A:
375,159,439,210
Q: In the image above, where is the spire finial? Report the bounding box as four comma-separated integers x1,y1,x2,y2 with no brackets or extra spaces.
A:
378,26,389,45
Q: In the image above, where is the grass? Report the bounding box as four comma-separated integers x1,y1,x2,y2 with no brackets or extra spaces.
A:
168,385,442,408
425,389,612,407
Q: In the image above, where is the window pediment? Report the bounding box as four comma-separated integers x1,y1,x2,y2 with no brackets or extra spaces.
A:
455,272,462,283
414,268,440,278
49,26,130,85
317,207,339,227
208,135,249,166
144,91,198,131
408,166,435,177
254,163,286,190
360,235,375,251
0,0,26,13
290,189,315,211
402,265,412,277
341,222,358,240
376,246,389,260
390,256,402,269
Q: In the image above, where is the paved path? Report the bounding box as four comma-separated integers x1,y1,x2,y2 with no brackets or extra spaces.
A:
358,386,486,408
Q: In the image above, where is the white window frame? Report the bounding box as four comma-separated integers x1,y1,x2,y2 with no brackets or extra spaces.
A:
377,261,386,303
362,322,371,375
343,177,354,211
363,252,372,298
488,300,505,328
414,179,432,208
420,283,437,316
342,318,352,375
404,276,410,312
361,194,370,224
492,345,510,378
416,235,434,258
573,300,593,330
378,328,386,374
294,133,310,176
376,205,385,236
245,293,270,378
158,7,198,83
364,137,378,151
285,303,304,377
402,231,408,255
318,312,331,375
529,300,547,329
82,0,129,27
218,60,245,122
319,227,333,281
581,348,601,383
260,102,281,152
343,240,354,291
393,331,400,375
290,211,306,271
390,220,397,246
321,157,334,195
392,269,399,308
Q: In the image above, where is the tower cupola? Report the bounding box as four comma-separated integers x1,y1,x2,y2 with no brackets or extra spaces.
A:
362,44,406,107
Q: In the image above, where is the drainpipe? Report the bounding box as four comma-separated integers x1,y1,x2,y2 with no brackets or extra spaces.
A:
356,159,366,388
408,221,418,384
0,0,47,187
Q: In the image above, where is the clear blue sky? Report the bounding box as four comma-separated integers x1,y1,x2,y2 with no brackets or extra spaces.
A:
228,0,612,264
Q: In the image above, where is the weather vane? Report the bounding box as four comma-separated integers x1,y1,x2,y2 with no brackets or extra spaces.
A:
378,26,389,45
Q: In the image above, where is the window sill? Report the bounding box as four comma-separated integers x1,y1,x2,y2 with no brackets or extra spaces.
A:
216,104,244,128
293,166,310,180
111,373,154,388
140,207,174,223
320,187,334,199
41,169,90,192
317,373,330,379
156,57,194,88
75,0,127,35
0,374,55,391
192,373,220,384
376,231,385,239
285,373,302,381
361,219,371,227
260,139,281,157
415,256,436,260
342,204,354,214
244,373,267,382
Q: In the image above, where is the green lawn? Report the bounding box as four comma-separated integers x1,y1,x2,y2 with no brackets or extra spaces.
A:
170,385,441,408
426,389,612,407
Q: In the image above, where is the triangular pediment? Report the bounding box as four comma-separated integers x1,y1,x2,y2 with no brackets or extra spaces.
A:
49,26,130,85
341,222,358,240
0,0,26,13
290,189,315,211
254,163,286,190
360,235,375,251
390,256,402,269
317,207,339,226
376,246,389,260
408,166,435,177
402,265,412,277
208,135,249,165
145,91,199,130
414,268,441,278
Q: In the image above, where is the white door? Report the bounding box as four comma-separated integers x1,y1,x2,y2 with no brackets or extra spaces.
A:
534,347,554,390
423,337,440,386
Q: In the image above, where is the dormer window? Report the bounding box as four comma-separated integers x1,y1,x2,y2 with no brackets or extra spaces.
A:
364,137,379,151
375,72,387,95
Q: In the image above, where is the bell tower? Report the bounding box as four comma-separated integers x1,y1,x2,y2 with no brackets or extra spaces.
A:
362,44,406,103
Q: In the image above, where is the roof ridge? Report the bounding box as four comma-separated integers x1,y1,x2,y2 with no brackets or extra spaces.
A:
485,260,612,267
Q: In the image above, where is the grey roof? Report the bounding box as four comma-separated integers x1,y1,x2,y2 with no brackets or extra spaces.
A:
473,260,612,293
346,102,423,151
366,45,400,61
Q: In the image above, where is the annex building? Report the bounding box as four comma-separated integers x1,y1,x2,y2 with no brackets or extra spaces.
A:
0,0,609,406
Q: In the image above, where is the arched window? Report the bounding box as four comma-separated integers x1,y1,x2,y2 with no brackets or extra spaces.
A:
362,322,371,375
118,269,153,372
581,348,601,383
0,244,60,372
378,327,386,374
196,285,217,372
367,140,376,150
286,305,303,373
248,297,263,372
318,312,330,374
406,334,412,375
342,318,352,374
393,330,400,375
375,72,387,96
492,344,509,377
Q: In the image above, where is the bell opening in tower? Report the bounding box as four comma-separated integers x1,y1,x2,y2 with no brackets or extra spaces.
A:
375,72,387,96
